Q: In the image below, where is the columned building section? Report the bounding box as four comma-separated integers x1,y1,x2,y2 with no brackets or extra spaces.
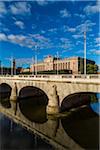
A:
30,56,95,74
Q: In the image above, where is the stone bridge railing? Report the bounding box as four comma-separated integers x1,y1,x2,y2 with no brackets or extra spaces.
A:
0,74,100,79
0,74,100,84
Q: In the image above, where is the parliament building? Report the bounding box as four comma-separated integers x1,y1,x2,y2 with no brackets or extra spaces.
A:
30,55,95,74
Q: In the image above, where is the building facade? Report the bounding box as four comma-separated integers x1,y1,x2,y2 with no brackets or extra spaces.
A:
30,56,95,74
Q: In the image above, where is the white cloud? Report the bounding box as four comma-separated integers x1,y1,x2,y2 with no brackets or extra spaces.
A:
60,38,70,43
60,37,73,49
61,20,95,35
90,49,100,55
35,0,48,6
8,34,25,42
95,37,100,47
72,34,83,39
76,20,96,34
0,2,7,17
75,13,85,19
0,32,52,50
84,3,100,15
0,33,7,41
61,25,76,33
10,2,31,15
35,0,54,6
7,34,27,46
96,37,100,43
1,33,35,48
31,34,50,43
96,43,100,47
67,27,76,33
48,28,57,33
60,9,71,18
15,21,25,29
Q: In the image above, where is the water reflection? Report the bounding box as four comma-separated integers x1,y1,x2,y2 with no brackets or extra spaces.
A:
18,97,48,123
0,83,11,108
0,114,53,150
0,89,99,149
61,105,99,149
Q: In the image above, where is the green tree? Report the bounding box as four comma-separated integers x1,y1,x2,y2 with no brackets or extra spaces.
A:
86,64,98,74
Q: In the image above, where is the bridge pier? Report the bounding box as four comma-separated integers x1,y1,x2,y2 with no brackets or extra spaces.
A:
47,85,59,114
0,75,100,116
10,82,18,115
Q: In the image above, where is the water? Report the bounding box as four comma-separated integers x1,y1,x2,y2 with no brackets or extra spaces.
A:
0,113,54,150
61,105,99,150
0,90,99,150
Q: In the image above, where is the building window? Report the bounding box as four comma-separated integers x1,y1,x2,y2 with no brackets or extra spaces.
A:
66,62,67,69
54,64,57,70
63,63,64,69
61,63,62,70
68,62,70,69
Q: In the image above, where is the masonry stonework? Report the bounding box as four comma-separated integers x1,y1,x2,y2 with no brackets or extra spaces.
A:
0,76,100,114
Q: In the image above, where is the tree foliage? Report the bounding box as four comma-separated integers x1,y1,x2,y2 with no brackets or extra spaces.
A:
86,64,98,74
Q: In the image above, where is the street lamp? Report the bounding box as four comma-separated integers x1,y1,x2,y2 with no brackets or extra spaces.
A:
57,51,59,75
13,59,16,75
0,60,1,75
31,57,34,75
1,62,3,75
11,56,13,76
84,31,86,75
35,45,38,75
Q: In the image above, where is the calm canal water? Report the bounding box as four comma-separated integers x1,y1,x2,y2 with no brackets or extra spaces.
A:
0,91,99,150
0,113,54,150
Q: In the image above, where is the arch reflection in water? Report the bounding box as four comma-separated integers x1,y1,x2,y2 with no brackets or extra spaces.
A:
0,83,11,108
60,92,98,112
18,86,48,123
61,105,99,150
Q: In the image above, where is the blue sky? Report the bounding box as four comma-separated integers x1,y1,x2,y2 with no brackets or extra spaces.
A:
0,0,99,67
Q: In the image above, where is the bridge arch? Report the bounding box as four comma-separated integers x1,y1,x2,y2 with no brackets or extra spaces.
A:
18,86,48,123
0,83,12,108
60,92,98,112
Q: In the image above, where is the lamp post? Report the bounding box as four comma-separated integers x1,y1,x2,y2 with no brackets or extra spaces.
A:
32,57,34,75
13,59,16,75
84,31,86,75
11,56,13,76
1,62,3,75
57,51,59,75
35,45,38,75
0,60,1,75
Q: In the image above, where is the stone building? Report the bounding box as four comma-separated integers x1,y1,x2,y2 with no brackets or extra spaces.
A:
30,56,95,74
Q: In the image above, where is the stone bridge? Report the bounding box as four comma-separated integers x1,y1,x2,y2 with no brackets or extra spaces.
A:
0,74,100,114
0,74,99,149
